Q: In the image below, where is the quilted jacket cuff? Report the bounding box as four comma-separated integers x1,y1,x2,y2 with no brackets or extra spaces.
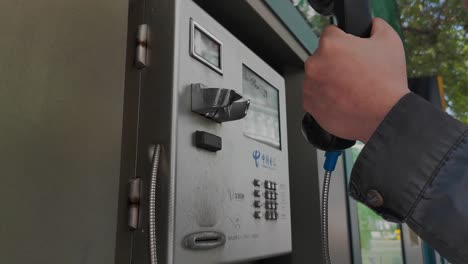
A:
349,93,467,222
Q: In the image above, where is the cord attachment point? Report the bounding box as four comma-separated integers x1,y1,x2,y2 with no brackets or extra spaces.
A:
324,151,342,172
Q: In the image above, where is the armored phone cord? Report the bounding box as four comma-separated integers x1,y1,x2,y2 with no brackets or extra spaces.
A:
321,151,342,264
322,170,332,264
150,145,161,264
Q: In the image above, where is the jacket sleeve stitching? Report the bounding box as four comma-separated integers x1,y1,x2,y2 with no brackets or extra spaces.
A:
404,129,468,221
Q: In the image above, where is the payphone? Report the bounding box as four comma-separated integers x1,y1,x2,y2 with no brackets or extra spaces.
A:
131,1,292,263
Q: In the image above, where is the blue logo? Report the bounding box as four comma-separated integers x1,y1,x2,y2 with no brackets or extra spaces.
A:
252,150,261,168
252,150,277,169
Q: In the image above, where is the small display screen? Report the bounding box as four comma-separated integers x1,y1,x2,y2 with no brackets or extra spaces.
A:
193,25,221,69
243,66,281,149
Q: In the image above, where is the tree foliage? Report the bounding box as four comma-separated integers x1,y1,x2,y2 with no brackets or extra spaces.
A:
291,0,330,35
397,0,468,123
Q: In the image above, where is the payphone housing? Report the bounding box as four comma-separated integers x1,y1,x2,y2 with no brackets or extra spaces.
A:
131,1,292,263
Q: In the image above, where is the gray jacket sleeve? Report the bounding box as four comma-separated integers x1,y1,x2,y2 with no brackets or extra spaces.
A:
349,93,468,264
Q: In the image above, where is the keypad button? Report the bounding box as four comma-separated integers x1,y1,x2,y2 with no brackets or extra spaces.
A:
273,212,278,220
274,192,278,200
272,183,277,191
254,211,263,219
254,201,262,208
254,190,262,197
253,179,261,187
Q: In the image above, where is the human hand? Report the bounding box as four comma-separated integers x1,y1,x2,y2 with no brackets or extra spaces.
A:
302,18,410,143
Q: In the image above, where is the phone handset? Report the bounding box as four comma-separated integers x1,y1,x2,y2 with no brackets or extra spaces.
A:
302,0,372,151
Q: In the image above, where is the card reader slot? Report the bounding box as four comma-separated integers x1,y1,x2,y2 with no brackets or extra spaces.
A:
183,231,226,250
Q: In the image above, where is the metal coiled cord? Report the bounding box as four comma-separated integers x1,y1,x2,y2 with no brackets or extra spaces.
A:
322,170,332,264
150,145,161,264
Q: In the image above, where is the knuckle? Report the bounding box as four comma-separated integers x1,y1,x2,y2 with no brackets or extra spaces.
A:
318,34,332,51
373,17,386,26
373,17,389,31
321,25,339,38
318,32,339,53
383,29,402,47
304,57,318,77
375,18,399,39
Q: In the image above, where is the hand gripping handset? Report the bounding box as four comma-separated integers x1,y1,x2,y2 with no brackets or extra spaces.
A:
303,1,372,264
302,0,372,151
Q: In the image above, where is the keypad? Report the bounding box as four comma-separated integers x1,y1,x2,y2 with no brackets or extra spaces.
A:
252,180,279,221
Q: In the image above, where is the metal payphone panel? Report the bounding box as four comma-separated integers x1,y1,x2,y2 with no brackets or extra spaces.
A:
172,2,291,263
134,1,292,263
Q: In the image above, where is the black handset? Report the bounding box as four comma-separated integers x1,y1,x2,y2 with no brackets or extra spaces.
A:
302,0,372,151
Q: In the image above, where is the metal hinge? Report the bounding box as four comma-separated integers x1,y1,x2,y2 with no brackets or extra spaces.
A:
135,24,149,69
128,178,142,230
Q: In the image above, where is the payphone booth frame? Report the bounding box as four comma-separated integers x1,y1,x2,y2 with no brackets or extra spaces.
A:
0,0,427,263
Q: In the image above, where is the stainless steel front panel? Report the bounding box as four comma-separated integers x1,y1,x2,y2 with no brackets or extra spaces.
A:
133,1,292,263
173,3,291,263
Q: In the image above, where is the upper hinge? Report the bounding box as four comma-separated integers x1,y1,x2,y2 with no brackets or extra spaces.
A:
135,24,149,69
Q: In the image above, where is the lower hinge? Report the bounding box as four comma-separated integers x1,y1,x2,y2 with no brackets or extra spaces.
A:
128,178,142,230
